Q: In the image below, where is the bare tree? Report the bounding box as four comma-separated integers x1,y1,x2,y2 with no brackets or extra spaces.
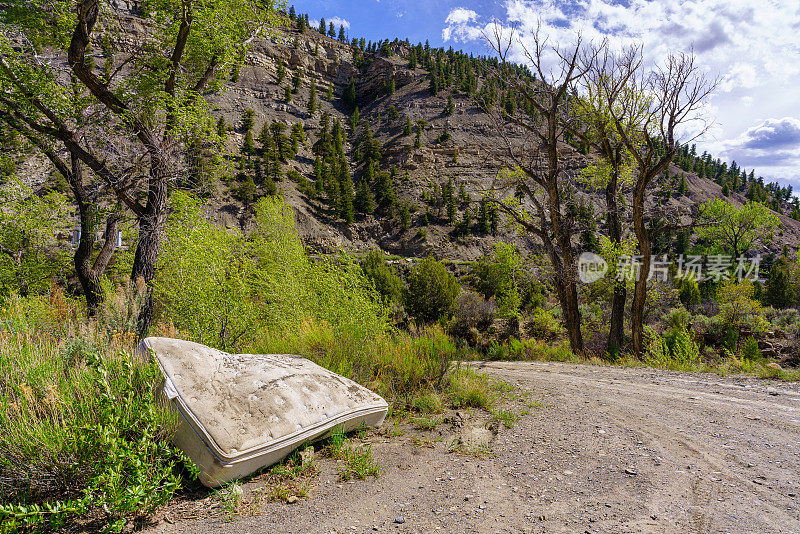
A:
482,23,599,356
603,51,716,358
572,45,641,356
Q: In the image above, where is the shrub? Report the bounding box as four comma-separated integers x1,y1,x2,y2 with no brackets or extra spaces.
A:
717,280,765,332
677,277,701,306
741,336,763,361
664,307,691,331
360,249,405,305
0,316,187,532
154,193,389,352
646,327,701,370
524,307,564,341
405,257,460,323
450,291,496,340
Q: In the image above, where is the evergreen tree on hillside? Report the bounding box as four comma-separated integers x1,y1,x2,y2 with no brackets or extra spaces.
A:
307,79,317,116
318,18,326,34
343,78,357,109
355,178,375,214
339,165,355,224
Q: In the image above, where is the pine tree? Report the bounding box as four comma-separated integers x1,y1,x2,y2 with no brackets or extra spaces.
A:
403,116,412,136
387,78,395,95
241,109,255,132
318,17,326,34
328,22,336,38
399,203,411,230
264,173,277,196
284,86,292,102
216,116,227,138
338,25,346,42
307,80,317,115
355,178,375,214
489,204,499,235
444,95,454,116
243,130,255,155
276,62,286,84
343,78,357,108
477,199,490,233
339,166,355,224
291,70,302,92
350,106,360,130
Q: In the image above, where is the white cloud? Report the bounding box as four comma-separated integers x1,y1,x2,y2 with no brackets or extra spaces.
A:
329,16,350,30
445,7,478,25
309,16,350,31
442,8,482,42
717,117,800,185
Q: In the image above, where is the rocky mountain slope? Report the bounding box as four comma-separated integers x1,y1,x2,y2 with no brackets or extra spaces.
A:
14,9,800,261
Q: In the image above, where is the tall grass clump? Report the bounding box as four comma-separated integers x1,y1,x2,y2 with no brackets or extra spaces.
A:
0,295,189,532
154,193,461,402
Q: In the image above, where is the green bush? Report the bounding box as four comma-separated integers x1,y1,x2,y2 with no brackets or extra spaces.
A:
405,257,460,323
741,336,763,361
0,309,187,532
646,327,701,369
360,249,405,305
524,307,564,341
154,193,388,351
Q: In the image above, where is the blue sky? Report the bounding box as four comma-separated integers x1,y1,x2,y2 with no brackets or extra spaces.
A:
290,1,800,191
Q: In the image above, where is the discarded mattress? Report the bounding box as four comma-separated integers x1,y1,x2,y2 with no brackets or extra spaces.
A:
136,337,388,487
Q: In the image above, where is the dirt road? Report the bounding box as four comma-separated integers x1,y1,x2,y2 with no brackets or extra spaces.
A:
147,361,800,534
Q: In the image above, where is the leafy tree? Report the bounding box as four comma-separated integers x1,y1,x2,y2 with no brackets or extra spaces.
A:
361,249,404,305
406,257,460,323
0,177,70,297
697,199,780,257
0,0,280,334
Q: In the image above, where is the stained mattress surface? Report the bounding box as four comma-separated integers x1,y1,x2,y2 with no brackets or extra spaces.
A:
137,337,388,473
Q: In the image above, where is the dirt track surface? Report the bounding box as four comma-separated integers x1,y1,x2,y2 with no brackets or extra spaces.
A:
146,362,800,534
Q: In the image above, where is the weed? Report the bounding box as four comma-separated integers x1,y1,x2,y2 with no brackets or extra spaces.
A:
492,410,520,428
448,367,492,409
410,391,444,413
446,438,495,458
412,415,443,430
325,426,380,481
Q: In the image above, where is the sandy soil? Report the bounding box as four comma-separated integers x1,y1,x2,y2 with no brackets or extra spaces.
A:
144,361,800,534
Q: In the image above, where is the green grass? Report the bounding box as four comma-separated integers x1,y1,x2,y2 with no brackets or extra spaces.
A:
326,426,380,481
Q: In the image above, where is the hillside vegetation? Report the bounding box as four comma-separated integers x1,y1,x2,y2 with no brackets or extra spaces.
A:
1,1,800,531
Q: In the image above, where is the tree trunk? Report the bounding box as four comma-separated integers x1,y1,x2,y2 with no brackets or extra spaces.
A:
605,174,626,356
131,160,169,338
631,185,650,359
69,156,122,316
546,242,584,356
